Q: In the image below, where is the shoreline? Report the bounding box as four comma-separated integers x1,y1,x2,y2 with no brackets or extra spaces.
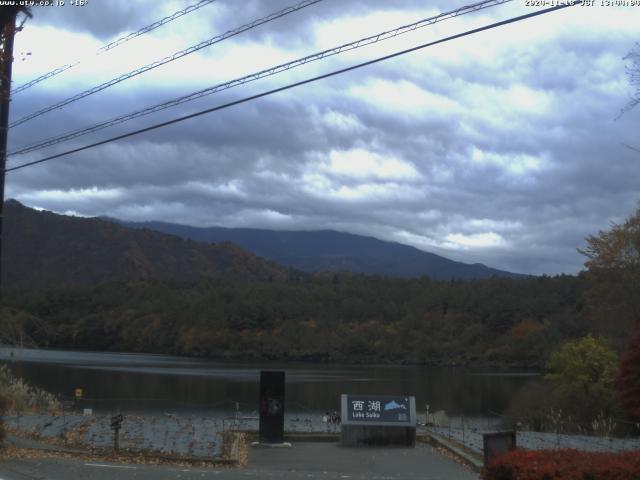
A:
0,345,544,371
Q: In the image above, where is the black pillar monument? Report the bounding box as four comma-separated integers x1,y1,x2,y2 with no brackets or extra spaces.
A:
258,370,285,444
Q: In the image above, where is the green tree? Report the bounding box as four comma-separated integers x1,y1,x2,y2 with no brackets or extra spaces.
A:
545,335,618,426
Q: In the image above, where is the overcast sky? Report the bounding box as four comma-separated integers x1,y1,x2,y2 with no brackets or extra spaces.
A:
5,0,639,275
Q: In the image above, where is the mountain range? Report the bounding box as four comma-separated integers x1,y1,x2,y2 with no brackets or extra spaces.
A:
1,200,524,287
109,219,524,280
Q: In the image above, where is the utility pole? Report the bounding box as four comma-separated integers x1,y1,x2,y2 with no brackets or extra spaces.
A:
0,10,18,298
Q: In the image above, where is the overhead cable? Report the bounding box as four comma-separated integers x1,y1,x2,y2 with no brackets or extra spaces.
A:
4,1,582,174
12,0,218,95
9,0,511,157
10,0,323,127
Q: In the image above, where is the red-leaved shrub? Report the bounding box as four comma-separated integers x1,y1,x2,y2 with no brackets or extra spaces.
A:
481,449,640,480
617,330,640,420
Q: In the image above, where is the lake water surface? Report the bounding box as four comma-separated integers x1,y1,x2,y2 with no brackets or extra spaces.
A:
0,347,538,417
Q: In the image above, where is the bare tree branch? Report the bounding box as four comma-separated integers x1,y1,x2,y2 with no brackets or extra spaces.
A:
617,42,640,119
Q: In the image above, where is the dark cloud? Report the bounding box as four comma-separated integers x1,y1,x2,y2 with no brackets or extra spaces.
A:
6,1,640,275
28,0,453,43
28,1,153,40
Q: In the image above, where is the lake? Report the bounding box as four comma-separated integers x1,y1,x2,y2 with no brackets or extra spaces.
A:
0,347,538,417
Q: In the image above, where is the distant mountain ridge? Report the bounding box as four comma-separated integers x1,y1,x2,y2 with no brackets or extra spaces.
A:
108,219,526,280
2,200,292,287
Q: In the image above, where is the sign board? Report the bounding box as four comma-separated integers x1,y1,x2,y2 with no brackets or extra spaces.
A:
110,414,124,452
74,388,83,400
258,371,285,443
483,431,516,465
341,394,416,426
110,414,124,430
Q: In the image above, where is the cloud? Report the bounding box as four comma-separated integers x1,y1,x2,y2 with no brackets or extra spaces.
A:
445,232,508,249
6,1,640,276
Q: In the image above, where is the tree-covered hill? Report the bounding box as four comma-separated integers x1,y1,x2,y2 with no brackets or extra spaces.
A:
110,219,526,280
1,274,587,368
3,201,636,369
2,200,294,287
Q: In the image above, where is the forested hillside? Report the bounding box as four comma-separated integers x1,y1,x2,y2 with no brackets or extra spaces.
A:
1,274,587,368
2,200,293,286
112,219,525,280
2,201,636,369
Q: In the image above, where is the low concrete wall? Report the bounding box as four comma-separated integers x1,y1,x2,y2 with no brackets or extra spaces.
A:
418,432,483,472
341,425,416,447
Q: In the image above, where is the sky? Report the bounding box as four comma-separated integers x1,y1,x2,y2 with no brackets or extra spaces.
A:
5,0,639,275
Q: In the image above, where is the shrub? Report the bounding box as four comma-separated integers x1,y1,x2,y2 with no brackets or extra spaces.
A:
502,380,556,432
0,365,61,414
617,330,640,420
481,449,640,480
0,394,6,447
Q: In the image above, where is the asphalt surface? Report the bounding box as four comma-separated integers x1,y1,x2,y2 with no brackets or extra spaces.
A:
0,442,478,479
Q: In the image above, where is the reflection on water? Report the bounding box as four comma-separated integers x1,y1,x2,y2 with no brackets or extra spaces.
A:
0,347,538,416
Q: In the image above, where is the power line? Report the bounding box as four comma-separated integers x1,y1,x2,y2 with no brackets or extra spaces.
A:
622,142,640,154
9,0,323,128
4,1,582,174
9,0,512,157
11,0,218,95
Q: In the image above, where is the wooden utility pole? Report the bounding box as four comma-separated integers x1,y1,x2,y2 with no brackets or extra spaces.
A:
0,10,17,298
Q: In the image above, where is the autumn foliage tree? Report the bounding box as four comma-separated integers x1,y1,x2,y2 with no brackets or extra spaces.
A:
579,207,640,422
579,207,640,346
617,331,640,419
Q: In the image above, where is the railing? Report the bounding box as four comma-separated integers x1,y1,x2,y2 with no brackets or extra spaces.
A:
423,412,640,454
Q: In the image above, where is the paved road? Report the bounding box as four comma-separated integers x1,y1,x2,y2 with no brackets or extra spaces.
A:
0,442,478,479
